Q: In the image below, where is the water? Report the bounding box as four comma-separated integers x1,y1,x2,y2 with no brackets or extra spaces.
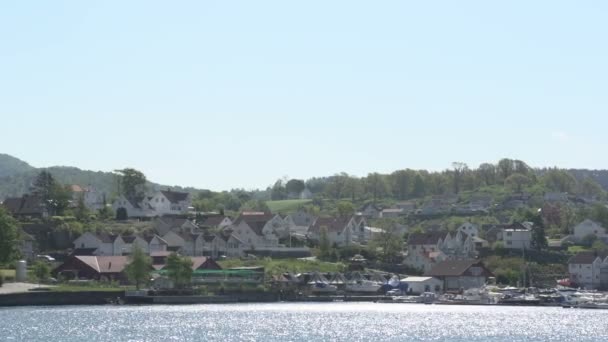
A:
1,303,608,341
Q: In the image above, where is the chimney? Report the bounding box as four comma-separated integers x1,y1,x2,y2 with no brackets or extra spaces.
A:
109,262,112,269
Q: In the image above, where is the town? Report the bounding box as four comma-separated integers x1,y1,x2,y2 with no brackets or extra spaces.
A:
1,157,608,307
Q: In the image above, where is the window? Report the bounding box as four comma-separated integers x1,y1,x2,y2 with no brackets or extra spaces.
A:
506,241,512,245
506,232,512,237
161,198,165,202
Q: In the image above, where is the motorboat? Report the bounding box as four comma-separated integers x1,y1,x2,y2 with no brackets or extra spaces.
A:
345,280,382,293
311,282,337,294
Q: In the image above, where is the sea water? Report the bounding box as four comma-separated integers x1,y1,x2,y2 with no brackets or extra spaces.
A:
1,302,607,341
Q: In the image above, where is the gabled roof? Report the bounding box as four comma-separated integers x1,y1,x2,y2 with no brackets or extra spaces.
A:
568,252,608,265
424,260,492,277
160,190,189,204
200,215,228,227
96,232,121,244
122,235,137,244
73,256,129,274
234,212,274,236
143,234,168,245
2,195,46,215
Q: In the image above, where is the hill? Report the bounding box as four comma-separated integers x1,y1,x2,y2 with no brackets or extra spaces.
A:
0,154,204,200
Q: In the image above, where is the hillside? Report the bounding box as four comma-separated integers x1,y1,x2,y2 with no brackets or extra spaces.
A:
0,154,203,200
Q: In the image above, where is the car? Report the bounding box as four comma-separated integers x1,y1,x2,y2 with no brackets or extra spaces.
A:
36,255,56,263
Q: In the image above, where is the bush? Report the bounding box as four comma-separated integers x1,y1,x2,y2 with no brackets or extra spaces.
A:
0,273,4,287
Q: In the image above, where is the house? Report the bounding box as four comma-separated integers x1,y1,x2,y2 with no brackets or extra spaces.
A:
544,192,569,203
229,212,281,249
568,252,608,289
359,203,381,219
284,211,315,238
299,188,313,200
425,260,493,291
53,255,130,283
308,216,362,247
1,195,48,218
154,217,199,236
401,276,443,294
198,215,233,230
395,201,416,213
499,224,532,249
196,231,246,258
380,208,405,218
458,222,479,238
404,231,476,273
72,232,125,256
573,219,608,242
70,185,106,211
112,189,192,219
162,231,198,255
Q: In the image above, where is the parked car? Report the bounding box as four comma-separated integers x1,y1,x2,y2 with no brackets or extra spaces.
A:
36,255,55,263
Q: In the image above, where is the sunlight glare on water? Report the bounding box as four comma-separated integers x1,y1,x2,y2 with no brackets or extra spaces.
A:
1,303,608,341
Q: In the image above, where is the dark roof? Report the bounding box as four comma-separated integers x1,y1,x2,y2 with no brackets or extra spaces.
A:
408,232,447,246
160,190,189,204
309,217,352,234
200,215,227,227
425,260,493,277
177,232,198,242
234,212,274,236
568,252,608,264
143,234,168,245
70,248,98,256
2,195,45,216
96,232,120,243
122,235,137,243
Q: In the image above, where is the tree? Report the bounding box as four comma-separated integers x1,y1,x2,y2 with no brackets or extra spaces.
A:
389,170,413,200
364,173,388,202
411,173,426,198
477,163,497,186
115,168,147,202
370,220,403,263
504,174,532,192
497,158,515,180
285,179,305,197
0,208,18,264
240,200,270,212
451,162,469,194
336,201,355,218
270,179,286,200
590,204,608,228
165,254,193,289
542,169,577,193
318,227,331,260
33,261,50,285
580,178,605,199
125,245,152,290
31,170,71,215
522,209,547,250
74,194,90,222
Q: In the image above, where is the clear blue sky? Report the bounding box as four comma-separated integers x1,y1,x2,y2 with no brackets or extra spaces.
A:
1,1,606,191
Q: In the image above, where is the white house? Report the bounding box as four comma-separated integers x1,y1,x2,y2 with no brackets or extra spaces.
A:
499,226,532,249
197,231,246,258
229,212,281,250
404,231,476,273
154,217,199,236
401,276,443,294
199,215,233,230
70,185,106,211
458,222,479,238
573,219,607,242
73,232,125,256
359,203,381,219
112,189,192,219
568,252,608,289
308,216,363,247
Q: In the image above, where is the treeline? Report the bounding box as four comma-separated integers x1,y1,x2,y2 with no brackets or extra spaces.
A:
268,158,606,202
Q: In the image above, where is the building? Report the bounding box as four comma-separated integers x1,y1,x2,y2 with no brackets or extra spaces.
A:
404,231,476,273
72,232,167,256
359,203,381,219
568,252,608,290
198,215,233,230
380,208,405,218
499,224,532,249
229,212,281,249
425,260,493,291
1,195,48,219
70,185,106,211
573,219,607,242
308,216,366,247
112,189,192,219
153,217,199,236
401,276,443,294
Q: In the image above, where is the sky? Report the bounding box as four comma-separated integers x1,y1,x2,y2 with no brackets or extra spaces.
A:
1,1,607,191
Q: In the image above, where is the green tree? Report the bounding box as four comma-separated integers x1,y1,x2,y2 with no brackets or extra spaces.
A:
165,254,193,289
542,169,577,193
318,227,331,260
31,171,72,215
336,201,355,218
270,179,286,200
497,158,515,180
365,173,389,201
125,245,152,290
370,220,403,263
115,168,147,202
285,179,305,197
33,261,50,285
411,173,426,198
523,210,548,250
477,163,497,186
590,204,608,228
74,194,90,222
504,174,533,192
451,162,469,194
579,178,605,199
0,208,18,263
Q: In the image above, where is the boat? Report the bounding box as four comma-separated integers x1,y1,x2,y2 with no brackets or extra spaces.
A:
345,280,382,293
311,282,337,294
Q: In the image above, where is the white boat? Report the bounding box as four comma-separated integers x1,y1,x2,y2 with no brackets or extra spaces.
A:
346,280,382,293
311,282,337,294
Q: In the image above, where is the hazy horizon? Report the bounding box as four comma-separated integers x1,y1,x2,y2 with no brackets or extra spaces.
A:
1,1,606,191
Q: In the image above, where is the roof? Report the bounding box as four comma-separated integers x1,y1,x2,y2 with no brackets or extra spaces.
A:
401,276,437,282
96,232,121,243
122,235,137,243
74,256,129,274
425,260,492,277
309,217,352,234
408,232,446,245
382,208,404,213
190,257,222,270
160,190,189,204
568,252,608,264
2,197,23,213
200,215,228,227
70,185,84,192
2,195,46,215
233,212,274,236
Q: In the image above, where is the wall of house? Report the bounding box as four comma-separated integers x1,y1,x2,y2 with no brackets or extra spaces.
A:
574,221,606,240
404,279,443,294
569,261,601,289
149,237,167,254
501,230,531,249
73,233,101,250
444,276,486,290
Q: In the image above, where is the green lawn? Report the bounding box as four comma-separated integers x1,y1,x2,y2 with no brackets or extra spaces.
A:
266,199,312,213
0,269,15,278
219,258,345,276
568,245,590,254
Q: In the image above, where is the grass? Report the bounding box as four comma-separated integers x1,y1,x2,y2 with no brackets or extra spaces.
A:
0,269,15,278
219,258,345,277
568,246,591,254
265,199,312,213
